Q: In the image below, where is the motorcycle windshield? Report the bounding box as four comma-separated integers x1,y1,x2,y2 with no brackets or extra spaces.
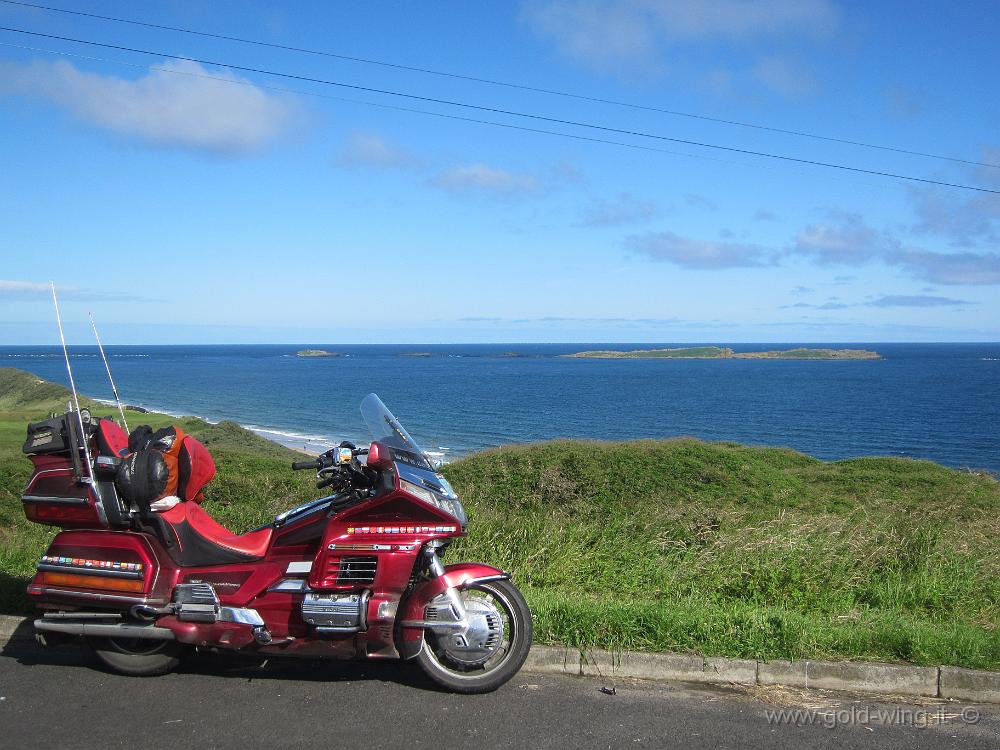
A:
360,393,435,470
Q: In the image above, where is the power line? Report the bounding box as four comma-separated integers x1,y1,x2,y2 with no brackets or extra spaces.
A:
0,40,756,172
1,24,997,196
0,39,919,196
0,37,915,195
2,0,996,171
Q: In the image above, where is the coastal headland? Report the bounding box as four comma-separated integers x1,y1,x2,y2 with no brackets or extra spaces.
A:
296,349,340,358
562,346,882,359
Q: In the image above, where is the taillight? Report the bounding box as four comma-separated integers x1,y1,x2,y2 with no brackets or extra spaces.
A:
24,503,101,525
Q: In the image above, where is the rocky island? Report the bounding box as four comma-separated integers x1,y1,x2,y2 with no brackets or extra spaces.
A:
296,349,340,358
562,346,882,360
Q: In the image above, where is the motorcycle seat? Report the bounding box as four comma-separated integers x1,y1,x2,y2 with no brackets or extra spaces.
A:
159,501,273,565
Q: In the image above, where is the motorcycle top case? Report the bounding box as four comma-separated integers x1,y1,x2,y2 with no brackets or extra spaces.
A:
22,414,71,455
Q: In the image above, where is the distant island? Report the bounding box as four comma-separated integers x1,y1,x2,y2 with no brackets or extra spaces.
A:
400,352,434,357
562,346,882,360
296,349,340,358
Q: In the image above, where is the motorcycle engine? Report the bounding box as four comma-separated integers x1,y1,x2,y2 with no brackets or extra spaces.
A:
301,591,369,631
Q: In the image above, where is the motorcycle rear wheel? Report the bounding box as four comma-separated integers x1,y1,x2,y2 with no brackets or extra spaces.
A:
89,636,182,677
415,579,532,694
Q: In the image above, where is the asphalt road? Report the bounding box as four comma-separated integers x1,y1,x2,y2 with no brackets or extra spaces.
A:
1,638,997,749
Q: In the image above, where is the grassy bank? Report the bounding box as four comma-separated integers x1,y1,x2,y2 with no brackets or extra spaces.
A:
1,368,997,668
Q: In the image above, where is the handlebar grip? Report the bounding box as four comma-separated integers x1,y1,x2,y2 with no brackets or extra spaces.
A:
291,459,321,470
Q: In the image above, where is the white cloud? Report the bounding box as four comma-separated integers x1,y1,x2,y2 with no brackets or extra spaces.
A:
336,131,416,169
867,294,972,308
0,280,53,296
647,0,839,38
907,186,1000,248
428,163,540,196
519,1,661,72
889,249,1000,285
0,58,298,153
751,56,816,97
792,213,894,265
627,230,768,268
0,280,158,302
578,192,658,226
520,0,838,73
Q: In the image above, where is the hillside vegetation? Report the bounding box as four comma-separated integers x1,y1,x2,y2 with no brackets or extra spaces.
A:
1,368,997,668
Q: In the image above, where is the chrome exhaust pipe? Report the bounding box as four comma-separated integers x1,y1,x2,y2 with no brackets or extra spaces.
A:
34,618,176,641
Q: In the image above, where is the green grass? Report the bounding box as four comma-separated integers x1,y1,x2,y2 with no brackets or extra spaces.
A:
443,440,998,667
1,367,997,668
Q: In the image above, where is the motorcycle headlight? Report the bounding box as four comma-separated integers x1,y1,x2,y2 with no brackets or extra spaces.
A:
399,478,467,528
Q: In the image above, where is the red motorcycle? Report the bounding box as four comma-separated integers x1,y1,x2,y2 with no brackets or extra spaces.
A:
21,393,532,693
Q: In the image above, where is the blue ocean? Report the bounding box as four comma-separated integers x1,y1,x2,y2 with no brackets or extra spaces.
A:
2,343,998,473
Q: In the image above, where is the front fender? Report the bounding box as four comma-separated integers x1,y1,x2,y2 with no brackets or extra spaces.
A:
396,562,509,659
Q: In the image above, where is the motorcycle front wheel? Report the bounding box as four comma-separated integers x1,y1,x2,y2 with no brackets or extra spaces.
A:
415,578,532,694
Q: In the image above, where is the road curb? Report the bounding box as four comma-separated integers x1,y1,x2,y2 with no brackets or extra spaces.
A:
523,643,999,704
0,614,34,643
2,614,997,703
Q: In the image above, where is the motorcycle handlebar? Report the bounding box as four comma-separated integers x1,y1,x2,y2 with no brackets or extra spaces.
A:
291,458,322,470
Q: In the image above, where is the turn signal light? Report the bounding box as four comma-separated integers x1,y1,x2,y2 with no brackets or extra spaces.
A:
39,572,145,593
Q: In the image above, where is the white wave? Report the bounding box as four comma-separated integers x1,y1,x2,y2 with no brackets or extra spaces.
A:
242,424,333,443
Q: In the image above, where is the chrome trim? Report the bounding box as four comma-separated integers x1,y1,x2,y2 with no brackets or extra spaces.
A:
31,587,155,605
36,563,143,580
219,607,265,627
21,494,90,506
173,583,220,623
399,619,468,630
34,618,176,641
89,477,109,526
39,611,122,620
330,556,378,584
314,626,362,634
267,578,313,593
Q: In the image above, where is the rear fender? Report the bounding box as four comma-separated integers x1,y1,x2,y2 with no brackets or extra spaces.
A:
396,562,509,659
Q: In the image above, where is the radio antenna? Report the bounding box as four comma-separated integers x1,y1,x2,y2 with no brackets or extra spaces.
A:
50,282,98,488
89,311,129,432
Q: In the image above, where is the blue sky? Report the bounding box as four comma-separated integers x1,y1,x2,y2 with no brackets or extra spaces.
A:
1,0,998,344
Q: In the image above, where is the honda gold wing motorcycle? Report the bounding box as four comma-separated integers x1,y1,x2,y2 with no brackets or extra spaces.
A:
21,393,532,693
